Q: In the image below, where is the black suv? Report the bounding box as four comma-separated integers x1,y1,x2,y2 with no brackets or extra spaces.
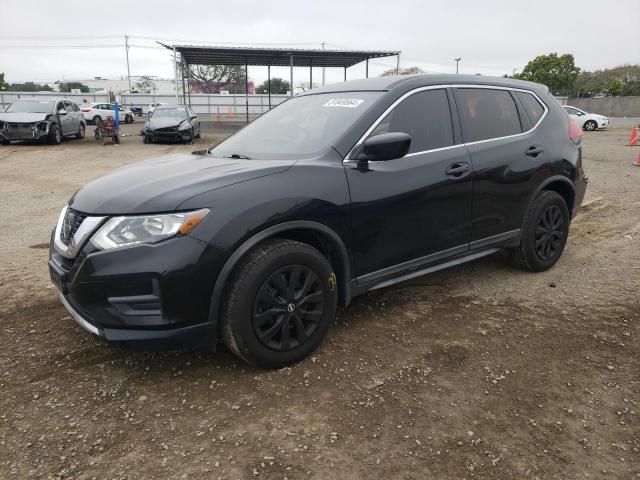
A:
49,75,587,368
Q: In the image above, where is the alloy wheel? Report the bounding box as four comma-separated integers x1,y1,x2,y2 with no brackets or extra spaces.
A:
535,205,565,261
252,265,325,351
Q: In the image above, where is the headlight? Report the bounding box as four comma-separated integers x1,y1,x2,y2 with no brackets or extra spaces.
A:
36,122,48,130
91,209,209,250
178,120,190,130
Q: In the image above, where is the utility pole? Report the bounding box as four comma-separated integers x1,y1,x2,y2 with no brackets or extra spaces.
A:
173,46,179,101
321,42,325,86
125,35,132,93
454,57,461,74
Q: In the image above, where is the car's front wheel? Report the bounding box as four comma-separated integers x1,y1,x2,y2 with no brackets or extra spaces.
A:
583,120,598,131
221,239,338,368
511,190,570,272
48,124,62,145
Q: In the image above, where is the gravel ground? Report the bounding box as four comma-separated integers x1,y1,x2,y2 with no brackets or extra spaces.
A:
0,119,639,479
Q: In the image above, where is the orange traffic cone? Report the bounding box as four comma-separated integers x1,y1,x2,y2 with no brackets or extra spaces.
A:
227,106,233,119
629,125,640,146
633,153,640,167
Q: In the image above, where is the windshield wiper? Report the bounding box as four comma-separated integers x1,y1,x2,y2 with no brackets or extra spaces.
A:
224,153,252,160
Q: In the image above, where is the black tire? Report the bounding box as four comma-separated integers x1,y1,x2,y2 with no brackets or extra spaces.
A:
194,126,201,139
583,120,597,131
143,134,149,144
1,140,9,146
92,116,102,126
47,124,62,145
76,123,85,139
221,239,338,368
125,114,133,124
511,191,570,272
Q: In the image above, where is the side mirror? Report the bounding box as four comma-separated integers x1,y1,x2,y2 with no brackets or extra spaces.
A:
358,132,411,162
58,109,68,116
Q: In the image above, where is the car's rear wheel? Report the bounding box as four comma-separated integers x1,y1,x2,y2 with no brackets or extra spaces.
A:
511,191,570,272
583,120,597,131
221,239,338,368
76,123,85,139
48,124,62,145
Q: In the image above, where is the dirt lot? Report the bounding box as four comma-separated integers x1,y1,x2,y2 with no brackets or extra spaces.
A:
1,119,639,479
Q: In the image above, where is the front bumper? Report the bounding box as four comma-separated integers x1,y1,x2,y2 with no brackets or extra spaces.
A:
49,230,229,349
0,122,49,141
142,128,191,143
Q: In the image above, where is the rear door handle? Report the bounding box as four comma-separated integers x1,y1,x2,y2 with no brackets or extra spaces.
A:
526,146,544,157
445,162,471,177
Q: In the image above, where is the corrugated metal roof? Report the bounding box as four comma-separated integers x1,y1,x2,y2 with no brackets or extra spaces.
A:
160,43,400,68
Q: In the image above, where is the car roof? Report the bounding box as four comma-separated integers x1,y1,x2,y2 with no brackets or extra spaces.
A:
300,74,548,95
155,104,186,109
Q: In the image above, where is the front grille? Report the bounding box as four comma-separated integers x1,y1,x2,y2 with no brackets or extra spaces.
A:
156,126,178,133
60,208,87,245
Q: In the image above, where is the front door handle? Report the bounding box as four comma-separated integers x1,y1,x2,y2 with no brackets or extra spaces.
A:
445,162,471,177
526,146,544,157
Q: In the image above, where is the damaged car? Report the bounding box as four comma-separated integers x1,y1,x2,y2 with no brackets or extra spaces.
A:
0,98,86,145
141,104,200,144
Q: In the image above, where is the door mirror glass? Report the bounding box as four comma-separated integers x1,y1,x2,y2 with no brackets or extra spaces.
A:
359,132,411,161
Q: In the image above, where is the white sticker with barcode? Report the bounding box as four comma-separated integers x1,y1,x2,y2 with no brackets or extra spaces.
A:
323,98,365,108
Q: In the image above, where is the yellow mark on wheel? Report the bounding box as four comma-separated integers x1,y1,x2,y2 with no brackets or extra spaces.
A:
328,272,337,292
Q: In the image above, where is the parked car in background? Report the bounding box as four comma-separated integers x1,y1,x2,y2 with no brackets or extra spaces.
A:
141,105,200,143
562,105,608,131
147,103,164,115
81,103,134,125
0,98,86,145
130,106,144,117
50,75,587,368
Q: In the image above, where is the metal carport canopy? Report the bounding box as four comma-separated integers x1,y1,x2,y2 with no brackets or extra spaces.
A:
160,44,400,68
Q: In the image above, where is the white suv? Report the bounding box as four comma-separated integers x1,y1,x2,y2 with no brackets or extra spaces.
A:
563,105,608,131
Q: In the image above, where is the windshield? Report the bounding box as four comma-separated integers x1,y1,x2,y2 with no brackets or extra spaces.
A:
211,92,383,160
152,107,186,119
6,100,54,114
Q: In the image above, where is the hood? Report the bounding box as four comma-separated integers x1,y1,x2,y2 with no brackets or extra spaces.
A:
69,152,296,214
148,117,187,130
0,112,50,123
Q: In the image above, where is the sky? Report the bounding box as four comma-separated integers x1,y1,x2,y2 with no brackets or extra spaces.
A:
1,0,639,87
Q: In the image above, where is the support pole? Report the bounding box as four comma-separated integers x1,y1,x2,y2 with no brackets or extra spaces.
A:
309,58,312,90
290,54,294,97
173,46,178,101
181,61,186,105
321,42,326,86
124,35,132,94
344,66,347,82
267,65,271,109
396,53,400,75
186,63,191,107
365,58,369,78
245,57,249,123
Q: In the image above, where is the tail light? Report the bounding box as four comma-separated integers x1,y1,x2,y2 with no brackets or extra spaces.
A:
569,118,584,144
81,108,91,112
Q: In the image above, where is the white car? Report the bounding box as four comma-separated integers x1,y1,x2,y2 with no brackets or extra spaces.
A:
562,105,609,131
147,103,164,115
80,103,134,125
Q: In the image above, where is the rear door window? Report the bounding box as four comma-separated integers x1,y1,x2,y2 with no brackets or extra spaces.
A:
370,89,454,153
455,88,522,143
515,91,545,125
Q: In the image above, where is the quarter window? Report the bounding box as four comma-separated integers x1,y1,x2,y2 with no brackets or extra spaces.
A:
516,91,545,125
369,89,454,153
456,88,522,142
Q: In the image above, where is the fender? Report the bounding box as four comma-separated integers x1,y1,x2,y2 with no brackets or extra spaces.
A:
526,174,576,215
207,220,352,330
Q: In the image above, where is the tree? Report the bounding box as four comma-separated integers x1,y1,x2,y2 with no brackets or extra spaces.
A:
255,77,290,94
187,65,246,93
133,76,157,94
8,82,52,92
573,64,640,97
0,72,8,91
58,82,90,93
511,53,580,95
381,66,425,76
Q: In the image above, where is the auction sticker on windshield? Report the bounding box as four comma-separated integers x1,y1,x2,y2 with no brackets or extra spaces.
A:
323,98,365,108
